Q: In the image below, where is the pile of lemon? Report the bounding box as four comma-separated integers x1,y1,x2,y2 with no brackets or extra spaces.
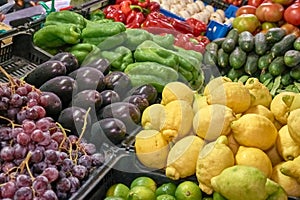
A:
134,77,300,198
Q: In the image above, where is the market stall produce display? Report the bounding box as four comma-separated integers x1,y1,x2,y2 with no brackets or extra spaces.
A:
0,0,300,199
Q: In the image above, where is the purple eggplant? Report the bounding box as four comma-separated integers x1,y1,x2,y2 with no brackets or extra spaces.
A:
90,118,126,146
72,90,102,114
69,67,105,93
130,84,158,104
50,52,79,73
39,76,77,107
80,58,110,75
98,102,140,132
103,71,132,99
99,90,120,108
24,60,67,88
123,95,149,113
57,106,91,137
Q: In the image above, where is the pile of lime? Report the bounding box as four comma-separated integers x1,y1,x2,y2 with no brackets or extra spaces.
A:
104,176,204,200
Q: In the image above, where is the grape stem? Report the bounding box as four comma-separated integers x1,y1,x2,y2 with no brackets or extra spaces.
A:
0,65,18,93
0,115,20,128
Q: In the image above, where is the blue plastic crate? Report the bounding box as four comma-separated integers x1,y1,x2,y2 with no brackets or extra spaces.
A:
160,8,185,21
205,20,232,41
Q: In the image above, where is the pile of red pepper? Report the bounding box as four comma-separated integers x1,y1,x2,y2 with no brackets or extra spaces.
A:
103,0,207,37
174,33,210,53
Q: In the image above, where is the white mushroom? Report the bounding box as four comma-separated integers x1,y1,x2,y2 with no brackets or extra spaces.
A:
195,0,205,11
179,10,191,19
205,5,215,14
216,9,225,20
210,12,223,23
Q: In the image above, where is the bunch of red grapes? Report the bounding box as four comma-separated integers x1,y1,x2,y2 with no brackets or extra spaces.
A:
0,78,106,200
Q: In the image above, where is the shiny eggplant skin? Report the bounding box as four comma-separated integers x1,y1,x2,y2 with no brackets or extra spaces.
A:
39,76,77,107
103,71,132,99
130,84,158,104
80,58,111,75
40,91,62,120
50,52,79,73
72,89,102,115
98,102,141,132
24,60,67,88
99,90,120,108
90,118,126,146
69,67,105,93
123,95,149,112
57,106,91,137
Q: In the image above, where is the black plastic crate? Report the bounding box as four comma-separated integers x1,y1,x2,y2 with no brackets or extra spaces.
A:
202,0,247,10
0,29,52,82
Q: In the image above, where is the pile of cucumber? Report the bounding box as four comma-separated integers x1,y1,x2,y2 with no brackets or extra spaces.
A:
203,28,300,95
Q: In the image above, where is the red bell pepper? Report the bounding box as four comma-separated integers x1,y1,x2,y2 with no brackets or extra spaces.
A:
126,21,141,28
174,33,206,53
146,11,170,22
106,9,126,23
148,1,160,12
185,18,207,37
120,0,132,16
103,5,120,15
168,18,193,35
137,0,150,8
126,10,145,25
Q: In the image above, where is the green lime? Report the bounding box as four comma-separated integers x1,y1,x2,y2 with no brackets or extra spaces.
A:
202,197,213,200
127,185,156,200
213,191,227,200
106,183,130,198
155,182,177,196
130,176,157,192
175,181,202,200
156,194,176,200
104,197,125,200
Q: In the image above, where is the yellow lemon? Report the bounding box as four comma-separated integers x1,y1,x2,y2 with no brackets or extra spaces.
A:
265,144,283,167
244,105,274,122
192,93,208,114
244,77,272,108
206,81,251,114
276,125,300,161
160,100,194,142
135,130,170,169
270,92,300,125
280,155,300,183
203,76,232,96
193,104,236,141
235,146,273,178
287,108,300,145
227,133,240,155
196,136,235,195
161,81,194,105
271,162,300,197
141,104,166,130
231,114,278,150
166,135,205,180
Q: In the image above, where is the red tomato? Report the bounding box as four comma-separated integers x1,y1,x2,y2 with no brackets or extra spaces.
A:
248,0,264,7
255,2,284,22
236,5,257,17
284,3,300,26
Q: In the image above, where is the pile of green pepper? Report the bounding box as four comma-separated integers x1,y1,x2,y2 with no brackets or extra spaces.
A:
33,10,204,92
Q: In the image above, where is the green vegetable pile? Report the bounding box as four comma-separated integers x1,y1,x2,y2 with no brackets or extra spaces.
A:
33,10,204,92
203,27,300,96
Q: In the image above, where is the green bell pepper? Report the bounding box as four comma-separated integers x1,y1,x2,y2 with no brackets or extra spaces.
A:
100,46,133,71
89,9,105,21
134,40,179,70
123,29,153,50
33,24,81,49
152,34,175,50
82,21,126,48
67,43,100,64
44,10,86,30
124,62,179,92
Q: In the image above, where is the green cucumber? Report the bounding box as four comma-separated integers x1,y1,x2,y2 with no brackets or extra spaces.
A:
217,48,229,68
244,52,259,75
229,47,247,69
271,34,297,57
258,53,275,70
260,71,273,84
281,72,293,86
205,42,219,54
265,27,286,44
227,68,245,81
284,50,300,67
290,65,300,81
268,56,286,76
212,37,226,48
226,28,239,43
203,51,217,66
221,38,236,53
294,37,300,51
238,31,254,53
254,32,268,56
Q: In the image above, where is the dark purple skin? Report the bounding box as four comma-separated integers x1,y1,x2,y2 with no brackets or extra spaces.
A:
50,52,79,73
24,60,67,88
103,71,132,99
99,90,120,108
57,106,91,137
40,91,62,120
123,95,149,112
68,67,105,93
80,58,111,75
91,118,126,145
39,76,77,107
72,90,102,112
129,84,158,105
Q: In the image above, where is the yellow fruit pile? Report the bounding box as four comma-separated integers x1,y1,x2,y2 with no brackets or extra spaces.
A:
134,78,300,198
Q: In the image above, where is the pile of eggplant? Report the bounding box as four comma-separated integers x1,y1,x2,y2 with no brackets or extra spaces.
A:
24,52,159,147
